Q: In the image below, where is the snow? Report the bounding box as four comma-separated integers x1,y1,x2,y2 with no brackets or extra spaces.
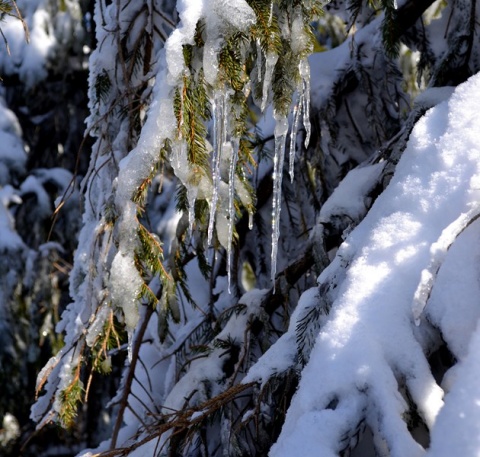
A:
426,221,480,360
319,162,385,231
166,0,255,84
240,72,480,456
0,413,20,447
244,287,320,386
413,86,455,110
0,98,27,185
412,207,480,325
426,321,480,457
162,288,266,414
0,0,85,87
0,186,24,250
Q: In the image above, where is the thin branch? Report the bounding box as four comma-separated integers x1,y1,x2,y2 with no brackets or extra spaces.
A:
110,305,154,449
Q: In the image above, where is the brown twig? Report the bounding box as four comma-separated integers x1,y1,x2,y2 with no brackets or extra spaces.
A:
110,305,155,449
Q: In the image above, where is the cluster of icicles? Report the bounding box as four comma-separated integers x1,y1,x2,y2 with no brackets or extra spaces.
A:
199,57,312,291
164,2,313,292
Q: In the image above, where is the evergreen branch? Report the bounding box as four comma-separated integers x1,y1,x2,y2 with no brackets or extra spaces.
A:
58,378,84,429
58,345,85,429
249,0,282,54
179,73,210,171
136,223,171,282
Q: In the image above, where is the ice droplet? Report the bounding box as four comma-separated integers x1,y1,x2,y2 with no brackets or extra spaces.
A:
256,40,262,86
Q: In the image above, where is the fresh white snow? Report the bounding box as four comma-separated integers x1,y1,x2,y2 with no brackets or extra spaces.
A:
245,71,480,457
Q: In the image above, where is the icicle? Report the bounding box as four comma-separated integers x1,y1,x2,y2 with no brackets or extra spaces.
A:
208,91,225,245
256,39,262,86
299,58,311,149
127,327,134,363
173,140,182,170
261,52,278,113
248,211,253,230
227,140,239,293
170,140,197,237
271,114,288,287
187,186,197,237
268,0,274,26
207,97,219,245
289,92,303,183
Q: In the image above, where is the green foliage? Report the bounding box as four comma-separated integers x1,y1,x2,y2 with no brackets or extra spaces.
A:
272,44,298,117
94,70,112,105
219,32,249,92
91,311,125,374
58,377,84,429
136,224,169,284
0,0,12,18
380,0,401,58
249,0,283,55
174,72,211,171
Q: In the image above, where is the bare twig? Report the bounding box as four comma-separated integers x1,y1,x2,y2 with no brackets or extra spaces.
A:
110,305,155,449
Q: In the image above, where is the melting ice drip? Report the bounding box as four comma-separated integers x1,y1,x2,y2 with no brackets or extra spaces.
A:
206,57,313,291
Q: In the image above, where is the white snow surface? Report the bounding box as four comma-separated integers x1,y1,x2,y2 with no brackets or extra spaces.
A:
426,319,480,457
261,72,480,456
319,162,385,229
